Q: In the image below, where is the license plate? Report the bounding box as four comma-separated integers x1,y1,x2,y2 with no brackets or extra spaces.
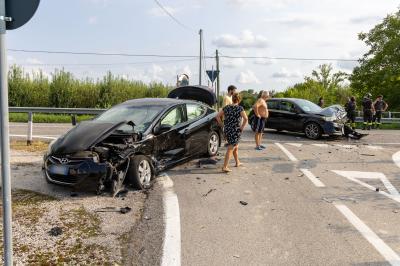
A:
49,165,69,176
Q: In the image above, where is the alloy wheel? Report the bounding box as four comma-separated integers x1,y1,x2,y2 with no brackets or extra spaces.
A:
305,123,320,139
209,133,219,155
138,160,151,185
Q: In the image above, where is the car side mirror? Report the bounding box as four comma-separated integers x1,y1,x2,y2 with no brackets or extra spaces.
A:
154,124,172,135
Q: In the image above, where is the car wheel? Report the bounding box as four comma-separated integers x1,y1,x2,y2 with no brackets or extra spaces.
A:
304,122,322,140
128,155,153,189
207,131,220,157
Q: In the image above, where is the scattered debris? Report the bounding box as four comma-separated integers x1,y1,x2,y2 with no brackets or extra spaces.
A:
48,226,63,237
202,189,216,197
361,154,375,157
233,255,240,259
284,177,290,180
239,201,248,206
322,197,333,203
115,188,129,198
376,187,380,192
94,206,132,214
139,247,145,254
297,173,304,177
393,210,399,214
196,177,201,180
119,207,132,214
144,215,151,220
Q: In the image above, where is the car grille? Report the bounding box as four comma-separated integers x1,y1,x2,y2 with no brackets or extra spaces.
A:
47,173,79,184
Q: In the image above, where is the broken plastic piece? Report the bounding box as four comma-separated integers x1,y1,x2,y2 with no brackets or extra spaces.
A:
239,201,248,206
49,226,63,237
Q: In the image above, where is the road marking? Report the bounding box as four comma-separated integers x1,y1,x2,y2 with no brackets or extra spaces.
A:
334,204,400,266
367,145,383,150
335,144,357,149
161,174,181,266
300,169,325,187
393,151,400,169
275,143,298,162
312,144,329,148
10,134,58,140
332,171,400,203
285,143,303,147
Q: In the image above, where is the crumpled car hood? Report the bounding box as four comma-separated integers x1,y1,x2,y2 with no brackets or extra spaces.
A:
50,120,127,155
317,105,347,120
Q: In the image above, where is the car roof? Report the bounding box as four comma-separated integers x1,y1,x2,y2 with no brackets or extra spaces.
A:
268,98,309,103
121,97,206,107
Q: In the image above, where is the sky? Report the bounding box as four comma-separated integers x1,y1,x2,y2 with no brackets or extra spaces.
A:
5,0,400,92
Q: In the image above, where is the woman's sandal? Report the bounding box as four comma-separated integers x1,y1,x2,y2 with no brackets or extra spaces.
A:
222,168,232,173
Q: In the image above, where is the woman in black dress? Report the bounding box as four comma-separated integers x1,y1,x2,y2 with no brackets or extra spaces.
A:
216,93,248,172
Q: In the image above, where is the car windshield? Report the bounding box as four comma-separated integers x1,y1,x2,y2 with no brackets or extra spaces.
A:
94,105,164,133
295,99,322,113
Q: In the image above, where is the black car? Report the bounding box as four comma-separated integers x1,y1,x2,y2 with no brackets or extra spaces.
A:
263,98,346,139
43,86,222,195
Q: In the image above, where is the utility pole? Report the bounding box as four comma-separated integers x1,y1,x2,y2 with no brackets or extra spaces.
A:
216,49,220,110
199,29,203,86
0,1,13,265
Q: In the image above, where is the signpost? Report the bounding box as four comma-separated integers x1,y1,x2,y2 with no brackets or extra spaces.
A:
0,1,40,264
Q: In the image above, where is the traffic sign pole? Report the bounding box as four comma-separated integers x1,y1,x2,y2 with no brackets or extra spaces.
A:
0,0,13,264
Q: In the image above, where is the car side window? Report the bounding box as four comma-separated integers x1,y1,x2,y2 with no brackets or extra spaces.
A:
280,101,296,113
267,101,279,110
186,104,206,121
161,106,185,127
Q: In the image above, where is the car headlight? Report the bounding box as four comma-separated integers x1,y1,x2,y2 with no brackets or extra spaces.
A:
47,139,56,154
323,116,336,122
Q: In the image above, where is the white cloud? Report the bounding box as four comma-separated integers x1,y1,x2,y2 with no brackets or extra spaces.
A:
226,0,295,8
26,58,43,65
148,6,178,17
254,58,276,65
222,58,245,68
272,68,301,78
82,0,111,7
350,15,382,24
336,51,362,71
7,55,15,62
236,70,261,84
213,30,268,49
88,16,98,25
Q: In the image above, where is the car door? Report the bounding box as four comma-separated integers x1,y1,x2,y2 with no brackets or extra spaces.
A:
183,103,208,155
278,101,303,132
265,100,280,129
153,105,187,162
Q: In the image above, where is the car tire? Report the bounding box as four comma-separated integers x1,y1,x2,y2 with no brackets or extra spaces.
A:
128,155,153,190
304,122,322,140
207,131,220,157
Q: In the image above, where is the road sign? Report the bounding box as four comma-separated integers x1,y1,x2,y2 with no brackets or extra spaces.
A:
206,70,219,83
5,0,40,30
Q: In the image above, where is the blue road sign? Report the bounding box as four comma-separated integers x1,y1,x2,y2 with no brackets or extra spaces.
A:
206,70,219,83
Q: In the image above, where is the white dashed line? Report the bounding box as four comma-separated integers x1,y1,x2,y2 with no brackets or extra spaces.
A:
334,204,400,266
393,151,400,169
366,145,383,150
312,144,329,148
335,144,357,149
300,169,325,187
275,143,298,162
160,174,181,266
285,143,303,148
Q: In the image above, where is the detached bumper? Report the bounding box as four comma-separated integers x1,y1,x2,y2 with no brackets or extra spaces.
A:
44,156,108,186
321,122,344,135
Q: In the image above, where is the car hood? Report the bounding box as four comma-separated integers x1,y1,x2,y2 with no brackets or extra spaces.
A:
50,120,127,155
314,105,347,120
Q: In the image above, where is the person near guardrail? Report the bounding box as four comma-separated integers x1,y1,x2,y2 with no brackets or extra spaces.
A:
372,95,388,129
345,96,357,129
362,93,375,130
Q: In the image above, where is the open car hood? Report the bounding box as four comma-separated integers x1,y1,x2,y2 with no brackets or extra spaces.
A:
168,85,216,106
50,120,127,155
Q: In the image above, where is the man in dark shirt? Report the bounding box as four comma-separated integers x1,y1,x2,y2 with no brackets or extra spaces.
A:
362,93,374,130
345,96,357,129
373,95,388,129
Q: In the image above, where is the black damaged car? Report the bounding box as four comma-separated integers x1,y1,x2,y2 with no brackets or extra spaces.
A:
263,98,347,139
43,86,222,195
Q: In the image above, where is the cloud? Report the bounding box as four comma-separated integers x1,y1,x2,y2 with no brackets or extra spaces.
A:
336,52,362,71
254,58,276,65
82,0,111,7
7,55,15,62
222,58,245,68
350,15,381,24
236,70,261,84
264,17,317,28
213,30,268,49
88,16,98,25
148,6,178,17
26,58,43,65
272,68,301,78
226,0,295,8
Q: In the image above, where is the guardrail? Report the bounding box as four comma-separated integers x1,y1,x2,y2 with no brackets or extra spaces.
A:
355,111,400,124
9,107,106,145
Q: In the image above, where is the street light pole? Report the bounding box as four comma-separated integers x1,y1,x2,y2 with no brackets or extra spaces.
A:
216,49,220,110
0,0,13,264
199,29,203,86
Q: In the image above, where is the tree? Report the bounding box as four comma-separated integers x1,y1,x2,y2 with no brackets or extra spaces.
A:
350,8,400,109
308,64,348,91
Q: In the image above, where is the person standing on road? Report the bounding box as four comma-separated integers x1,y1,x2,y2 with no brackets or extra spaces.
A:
252,91,269,150
372,95,388,129
317,97,324,108
216,93,248,173
345,96,357,129
362,93,375,130
222,85,237,108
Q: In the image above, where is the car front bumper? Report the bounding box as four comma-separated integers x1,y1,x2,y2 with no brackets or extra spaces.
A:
321,122,344,135
44,156,108,186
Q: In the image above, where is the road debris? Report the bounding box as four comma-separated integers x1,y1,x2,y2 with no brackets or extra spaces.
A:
239,201,248,206
144,215,151,220
284,177,290,180
361,153,375,157
95,206,132,214
233,255,240,258
298,173,304,177
202,189,216,197
393,210,399,214
48,226,63,237
376,187,380,192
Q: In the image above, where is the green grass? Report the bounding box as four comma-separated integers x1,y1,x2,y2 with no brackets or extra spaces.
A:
9,113,95,123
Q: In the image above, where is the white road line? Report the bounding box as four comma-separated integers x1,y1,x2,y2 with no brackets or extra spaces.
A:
10,134,58,140
161,174,181,266
285,143,303,148
366,145,383,150
300,169,325,187
393,151,400,169
275,143,298,162
334,204,400,266
335,144,357,149
312,144,329,148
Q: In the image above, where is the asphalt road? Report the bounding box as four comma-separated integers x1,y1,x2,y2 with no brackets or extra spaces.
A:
10,122,400,265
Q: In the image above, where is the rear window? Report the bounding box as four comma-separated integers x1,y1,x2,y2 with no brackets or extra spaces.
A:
267,100,279,110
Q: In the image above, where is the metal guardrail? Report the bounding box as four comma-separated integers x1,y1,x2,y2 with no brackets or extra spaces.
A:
355,111,400,124
9,107,106,144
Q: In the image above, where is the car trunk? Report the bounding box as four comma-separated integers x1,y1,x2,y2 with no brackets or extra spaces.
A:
168,85,216,106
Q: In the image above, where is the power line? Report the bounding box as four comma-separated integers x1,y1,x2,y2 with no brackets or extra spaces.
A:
153,0,193,32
